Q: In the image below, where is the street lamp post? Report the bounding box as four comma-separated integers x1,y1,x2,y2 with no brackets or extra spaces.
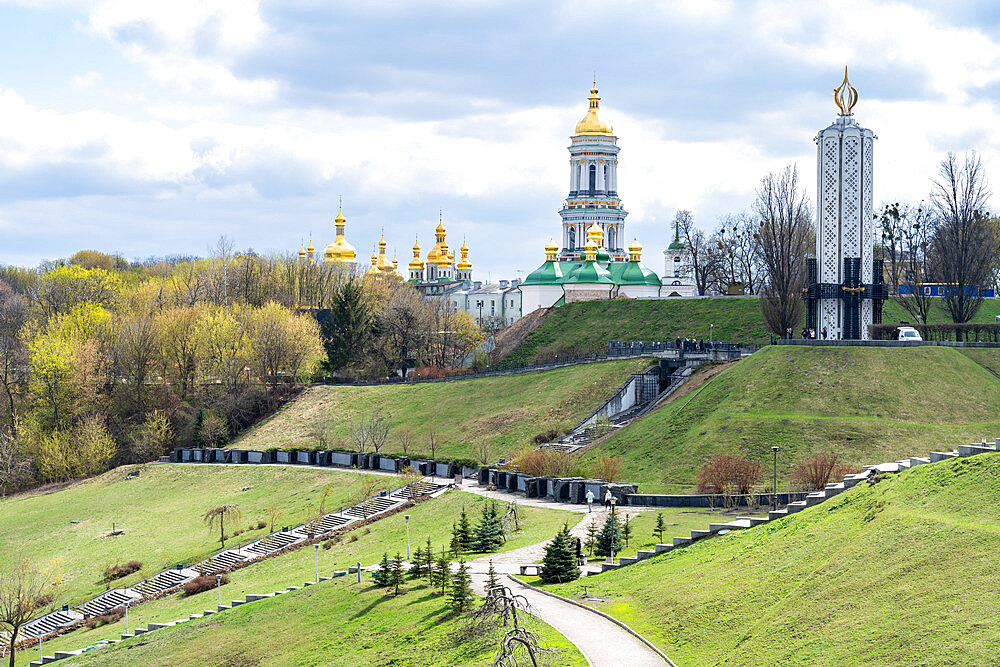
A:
125,601,130,635
710,324,714,343
772,446,779,511
314,543,319,583
216,574,222,610
606,498,617,565
404,515,411,560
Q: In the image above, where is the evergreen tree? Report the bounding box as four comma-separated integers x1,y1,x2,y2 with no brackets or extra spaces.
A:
485,559,501,595
192,409,205,448
433,548,450,595
389,551,405,596
474,501,505,552
584,518,599,556
450,559,474,612
594,511,622,558
423,537,435,582
408,546,425,579
621,514,633,548
373,552,390,587
540,524,580,584
455,505,474,550
653,512,666,544
318,278,371,371
449,523,462,558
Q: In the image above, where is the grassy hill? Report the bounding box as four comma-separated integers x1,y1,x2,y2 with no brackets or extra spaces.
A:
231,358,648,460
56,577,585,667
500,297,1000,365
544,453,1000,665
15,489,577,666
581,345,1000,493
0,465,391,605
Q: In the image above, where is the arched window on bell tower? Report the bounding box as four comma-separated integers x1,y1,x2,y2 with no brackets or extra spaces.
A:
568,227,576,250
607,226,616,251
588,164,596,194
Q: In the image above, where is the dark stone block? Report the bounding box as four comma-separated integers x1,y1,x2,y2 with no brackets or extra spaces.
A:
295,450,315,465
247,450,264,464
477,467,491,485
330,451,353,467
275,450,292,464
316,451,331,466
233,450,248,464
261,450,277,464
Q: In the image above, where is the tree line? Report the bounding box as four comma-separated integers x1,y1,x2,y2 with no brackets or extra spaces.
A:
0,244,486,495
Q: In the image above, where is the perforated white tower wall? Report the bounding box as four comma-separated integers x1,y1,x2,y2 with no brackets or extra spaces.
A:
814,116,875,339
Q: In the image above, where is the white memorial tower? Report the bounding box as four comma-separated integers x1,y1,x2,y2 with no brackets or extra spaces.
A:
806,68,884,339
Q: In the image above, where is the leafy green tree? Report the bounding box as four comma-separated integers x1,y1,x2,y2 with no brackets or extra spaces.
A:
388,552,405,596
373,553,390,588
653,512,667,544
202,504,242,549
594,510,621,558
540,524,580,584
474,501,505,552
450,559,474,612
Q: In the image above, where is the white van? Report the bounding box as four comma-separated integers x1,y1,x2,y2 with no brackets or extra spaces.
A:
897,326,922,342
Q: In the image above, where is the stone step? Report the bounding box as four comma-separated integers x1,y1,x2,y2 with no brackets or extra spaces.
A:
671,536,691,547
653,543,673,554
737,516,771,526
958,444,993,457
768,508,789,520
929,451,959,463
618,556,638,566
636,549,656,560
909,457,931,467
689,529,711,540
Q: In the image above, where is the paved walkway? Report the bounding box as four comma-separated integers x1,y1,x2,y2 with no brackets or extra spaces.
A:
467,513,668,667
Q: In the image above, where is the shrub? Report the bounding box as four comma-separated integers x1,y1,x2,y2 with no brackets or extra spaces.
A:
181,574,229,596
792,451,853,491
103,560,142,583
697,454,763,505
505,447,578,478
592,456,624,483
84,606,124,629
256,520,267,530
532,429,560,445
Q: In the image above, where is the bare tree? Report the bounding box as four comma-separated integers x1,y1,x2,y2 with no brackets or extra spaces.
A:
678,211,718,296
754,164,812,335
710,213,763,295
0,558,49,667
888,203,937,324
929,152,998,324
346,410,391,453
0,282,28,438
473,440,493,466
0,432,30,498
308,410,334,450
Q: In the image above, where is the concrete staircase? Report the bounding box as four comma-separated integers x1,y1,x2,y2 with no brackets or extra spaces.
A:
589,439,1000,575
78,589,142,617
132,568,199,597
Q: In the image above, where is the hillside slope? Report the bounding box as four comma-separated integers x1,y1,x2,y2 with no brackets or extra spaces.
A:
546,453,1000,665
499,297,1000,365
583,345,1000,492
231,358,648,460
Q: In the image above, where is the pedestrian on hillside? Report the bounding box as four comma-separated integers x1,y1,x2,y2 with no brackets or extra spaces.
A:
604,489,613,509
576,537,584,565
585,489,595,513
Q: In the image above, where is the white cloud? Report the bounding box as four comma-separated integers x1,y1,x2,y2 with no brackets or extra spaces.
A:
71,71,101,89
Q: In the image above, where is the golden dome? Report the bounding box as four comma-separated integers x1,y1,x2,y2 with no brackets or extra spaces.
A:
298,241,306,259
586,222,604,246
323,207,357,264
584,237,599,262
456,241,472,270
376,236,394,272
366,250,379,275
574,84,613,136
427,215,451,266
628,239,642,261
544,238,559,262
409,238,424,270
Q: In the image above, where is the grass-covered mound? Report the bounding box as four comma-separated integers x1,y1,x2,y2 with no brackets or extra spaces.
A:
500,297,1000,366
583,345,1000,492
545,453,1000,665
0,465,389,605
55,578,586,667
232,358,648,460
16,490,576,666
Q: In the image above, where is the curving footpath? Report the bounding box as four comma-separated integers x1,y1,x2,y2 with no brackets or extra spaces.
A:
467,512,669,667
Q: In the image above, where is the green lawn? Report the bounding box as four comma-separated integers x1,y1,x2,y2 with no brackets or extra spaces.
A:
582,345,1000,493
54,578,586,667
13,490,578,666
231,359,649,460
501,297,1000,366
0,465,390,606
544,453,1000,666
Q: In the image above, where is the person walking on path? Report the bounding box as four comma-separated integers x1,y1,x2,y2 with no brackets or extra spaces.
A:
576,537,584,565
604,490,613,509
586,489,595,513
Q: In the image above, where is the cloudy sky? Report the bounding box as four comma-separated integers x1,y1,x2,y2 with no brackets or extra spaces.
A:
2,0,1000,278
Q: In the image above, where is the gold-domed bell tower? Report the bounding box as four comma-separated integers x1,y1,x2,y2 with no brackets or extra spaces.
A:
408,238,425,281
456,240,473,282
323,206,357,264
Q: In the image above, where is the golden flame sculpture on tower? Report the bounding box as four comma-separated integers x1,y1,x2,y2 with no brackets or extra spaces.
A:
834,66,858,116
